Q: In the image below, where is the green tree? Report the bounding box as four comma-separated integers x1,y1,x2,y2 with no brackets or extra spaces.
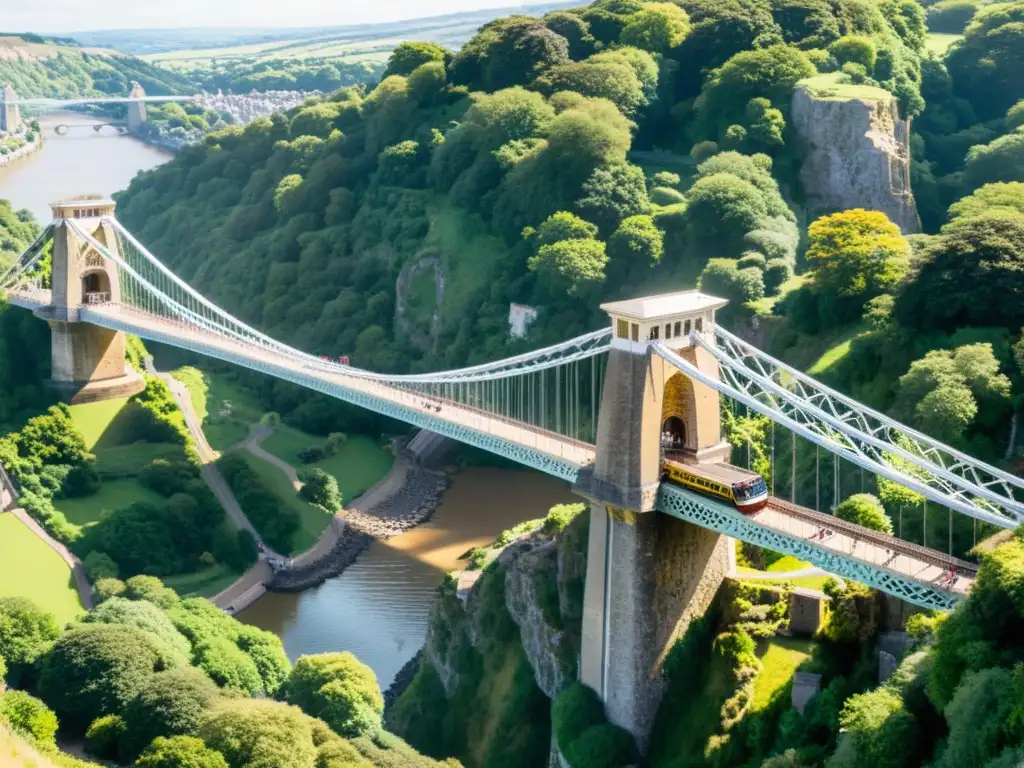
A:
538,60,646,117
0,690,59,745
963,133,1024,193
136,735,229,768
948,183,1024,221
695,45,815,138
298,468,343,511
123,576,180,609
86,714,126,760
0,597,61,686
829,36,877,73
620,2,691,53
685,173,769,256
834,494,894,535
450,15,570,92
383,41,449,78
194,637,264,697
896,212,1024,332
936,667,1015,768
608,215,664,270
806,209,909,299
283,652,384,738
199,699,319,768
120,666,222,762
574,163,650,236
828,688,917,768
83,551,119,580
528,238,608,295
534,211,599,248
82,597,192,664
38,624,171,728
946,2,1024,120
544,11,597,59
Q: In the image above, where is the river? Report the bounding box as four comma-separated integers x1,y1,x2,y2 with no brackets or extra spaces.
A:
0,112,171,221
240,467,575,687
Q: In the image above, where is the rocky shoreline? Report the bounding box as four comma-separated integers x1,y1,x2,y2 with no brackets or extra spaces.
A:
384,650,422,709
268,458,451,592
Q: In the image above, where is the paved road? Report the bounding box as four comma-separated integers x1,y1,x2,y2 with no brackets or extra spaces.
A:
245,425,301,490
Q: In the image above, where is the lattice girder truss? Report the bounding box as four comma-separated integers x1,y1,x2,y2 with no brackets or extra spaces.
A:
654,341,1022,529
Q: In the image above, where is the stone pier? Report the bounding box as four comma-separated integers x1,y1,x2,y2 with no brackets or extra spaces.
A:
1,83,22,134
126,81,148,133
575,292,734,752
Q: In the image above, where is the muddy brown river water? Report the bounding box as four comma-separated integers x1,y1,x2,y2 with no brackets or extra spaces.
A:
239,467,576,687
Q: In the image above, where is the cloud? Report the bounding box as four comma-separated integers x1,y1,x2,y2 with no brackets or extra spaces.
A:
5,0,542,33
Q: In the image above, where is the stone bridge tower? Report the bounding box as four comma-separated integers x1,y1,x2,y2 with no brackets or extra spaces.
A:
126,81,148,134
1,83,22,134
574,291,735,752
36,198,145,403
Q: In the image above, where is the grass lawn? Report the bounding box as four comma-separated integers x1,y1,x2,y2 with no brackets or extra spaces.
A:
92,442,185,478
925,32,962,56
0,514,83,625
178,368,264,451
237,450,332,554
749,273,811,317
69,397,130,450
261,425,394,502
798,72,892,102
164,563,241,598
54,478,166,528
807,325,871,376
751,637,815,713
737,555,833,590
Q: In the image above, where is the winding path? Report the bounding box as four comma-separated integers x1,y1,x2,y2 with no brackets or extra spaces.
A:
244,425,302,490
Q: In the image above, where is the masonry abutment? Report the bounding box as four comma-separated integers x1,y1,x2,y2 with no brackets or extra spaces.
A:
575,291,734,753
39,197,145,403
126,81,148,134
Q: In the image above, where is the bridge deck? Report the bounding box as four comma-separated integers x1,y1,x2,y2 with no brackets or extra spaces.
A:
6,290,976,601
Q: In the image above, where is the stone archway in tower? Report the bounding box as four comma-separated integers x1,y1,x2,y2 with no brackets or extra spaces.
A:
662,371,699,455
81,270,111,304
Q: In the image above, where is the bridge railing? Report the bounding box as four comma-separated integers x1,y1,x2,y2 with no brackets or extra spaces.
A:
765,496,977,575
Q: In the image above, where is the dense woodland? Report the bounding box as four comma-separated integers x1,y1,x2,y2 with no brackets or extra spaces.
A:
2,0,1024,765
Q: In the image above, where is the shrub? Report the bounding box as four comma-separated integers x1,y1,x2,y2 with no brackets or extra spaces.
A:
565,723,636,768
0,690,59,745
199,699,318,768
834,494,894,535
38,624,171,728
63,463,101,498
737,252,767,271
120,666,222,762
195,637,264,696
0,597,61,686
830,35,877,73
927,0,981,33
85,714,125,760
82,597,192,664
764,259,794,295
124,576,180,609
83,551,119,580
552,681,605,752
284,652,384,738
649,186,687,206
690,140,719,162
842,61,869,84
298,468,343,511
136,735,229,768
94,577,126,603
652,171,680,188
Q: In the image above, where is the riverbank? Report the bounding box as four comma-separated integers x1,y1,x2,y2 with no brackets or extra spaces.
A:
0,133,42,169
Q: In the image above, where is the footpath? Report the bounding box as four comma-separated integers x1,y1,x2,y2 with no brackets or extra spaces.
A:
144,357,280,613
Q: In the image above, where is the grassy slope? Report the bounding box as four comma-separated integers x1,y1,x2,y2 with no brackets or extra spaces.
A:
68,398,131,450
737,555,831,590
260,425,394,501
751,637,815,713
177,369,263,451
0,515,83,626
54,478,167,529
163,564,240,598
925,32,963,55
236,450,332,554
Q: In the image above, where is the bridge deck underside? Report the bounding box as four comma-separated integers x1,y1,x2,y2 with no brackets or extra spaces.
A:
7,291,972,609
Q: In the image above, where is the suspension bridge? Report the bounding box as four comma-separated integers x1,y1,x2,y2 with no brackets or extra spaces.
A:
3,198,1022,746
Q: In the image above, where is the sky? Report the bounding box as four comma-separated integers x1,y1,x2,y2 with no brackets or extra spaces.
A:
1,0,546,34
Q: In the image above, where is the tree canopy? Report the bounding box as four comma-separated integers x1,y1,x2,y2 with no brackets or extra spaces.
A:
283,652,384,738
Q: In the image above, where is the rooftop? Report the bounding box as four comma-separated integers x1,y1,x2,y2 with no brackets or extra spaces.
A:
600,290,728,320
51,198,115,210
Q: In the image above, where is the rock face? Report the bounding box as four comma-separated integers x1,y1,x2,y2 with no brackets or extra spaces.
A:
792,84,920,233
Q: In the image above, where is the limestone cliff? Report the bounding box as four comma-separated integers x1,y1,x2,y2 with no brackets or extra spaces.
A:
386,507,588,768
791,80,920,233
